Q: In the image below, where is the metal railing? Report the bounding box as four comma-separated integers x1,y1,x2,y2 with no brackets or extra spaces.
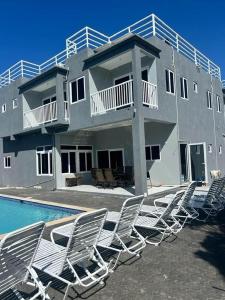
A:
90,80,157,116
0,14,221,89
23,101,57,128
91,80,133,116
142,81,158,108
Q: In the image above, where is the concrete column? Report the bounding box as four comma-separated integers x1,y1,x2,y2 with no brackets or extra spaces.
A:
131,46,147,196
53,134,63,189
56,73,65,123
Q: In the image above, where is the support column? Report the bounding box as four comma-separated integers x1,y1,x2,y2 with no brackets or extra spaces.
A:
56,73,66,123
132,46,147,196
53,134,63,189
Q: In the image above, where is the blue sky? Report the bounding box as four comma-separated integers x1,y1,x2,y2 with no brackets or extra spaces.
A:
0,0,225,77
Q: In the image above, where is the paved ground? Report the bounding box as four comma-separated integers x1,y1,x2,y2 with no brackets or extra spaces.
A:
0,188,225,300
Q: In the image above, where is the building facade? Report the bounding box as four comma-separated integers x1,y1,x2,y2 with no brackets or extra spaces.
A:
0,14,224,195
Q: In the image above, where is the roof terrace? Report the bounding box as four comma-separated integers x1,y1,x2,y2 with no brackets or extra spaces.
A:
0,14,221,88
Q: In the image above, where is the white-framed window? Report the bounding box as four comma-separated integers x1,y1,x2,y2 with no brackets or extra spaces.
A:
193,81,198,93
12,98,18,109
208,144,212,153
70,76,86,103
180,77,188,99
219,145,222,154
145,145,161,161
36,146,53,176
78,150,92,172
2,104,6,113
207,91,212,109
165,69,175,94
4,156,11,168
61,145,92,173
97,149,124,169
216,95,221,112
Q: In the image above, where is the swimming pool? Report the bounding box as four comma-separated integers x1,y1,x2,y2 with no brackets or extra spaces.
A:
0,196,83,234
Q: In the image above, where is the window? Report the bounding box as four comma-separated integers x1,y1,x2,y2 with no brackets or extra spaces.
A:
4,156,11,168
165,69,175,94
216,95,221,112
70,76,85,103
193,82,198,93
78,151,92,172
12,99,18,109
208,144,212,153
180,77,188,99
219,145,222,154
145,145,161,161
36,146,53,176
207,91,212,109
97,149,124,169
2,104,6,113
61,145,93,173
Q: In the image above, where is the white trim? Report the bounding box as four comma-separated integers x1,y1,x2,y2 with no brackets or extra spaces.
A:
69,76,86,104
12,98,18,109
219,145,222,154
96,148,125,168
188,142,208,183
193,81,198,94
208,144,212,153
180,77,189,100
36,145,53,176
1,103,6,113
165,69,175,95
4,156,11,169
113,68,149,85
207,90,213,110
216,94,221,112
145,144,161,161
42,94,56,106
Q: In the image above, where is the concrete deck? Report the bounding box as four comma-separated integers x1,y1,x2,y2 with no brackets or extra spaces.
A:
0,188,224,300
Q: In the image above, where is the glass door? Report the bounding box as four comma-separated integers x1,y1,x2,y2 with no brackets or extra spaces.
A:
189,143,206,182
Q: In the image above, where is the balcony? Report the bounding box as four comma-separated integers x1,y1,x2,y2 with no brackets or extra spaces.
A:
23,101,69,129
90,80,157,116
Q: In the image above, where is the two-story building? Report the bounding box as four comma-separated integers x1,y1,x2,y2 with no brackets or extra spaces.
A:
0,14,224,195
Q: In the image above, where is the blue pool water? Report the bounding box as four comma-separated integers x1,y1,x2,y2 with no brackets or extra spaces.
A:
0,196,82,234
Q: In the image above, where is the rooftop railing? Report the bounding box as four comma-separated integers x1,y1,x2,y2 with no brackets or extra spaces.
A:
0,14,221,89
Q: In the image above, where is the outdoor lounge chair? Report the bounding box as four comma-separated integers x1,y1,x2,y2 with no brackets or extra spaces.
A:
103,168,118,188
51,196,146,270
0,222,48,300
140,182,199,227
135,191,185,245
33,209,109,300
189,177,225,220
94,169,107,187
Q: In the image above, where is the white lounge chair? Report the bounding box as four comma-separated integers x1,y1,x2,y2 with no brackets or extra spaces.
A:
140,182,198,226
190,177,225,220
51,196,146,271
135,191,185,245
0,222,48,300
33,209,109,300
97,195,146,269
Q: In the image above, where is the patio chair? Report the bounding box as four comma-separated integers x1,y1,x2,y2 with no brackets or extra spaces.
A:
190,177,225,220
97,195,146,269
140,182,199,227
33,209,109,300
103,168,118,188
94,169,107,187
0,221,48,300
51,196,146,271
135,191,185,245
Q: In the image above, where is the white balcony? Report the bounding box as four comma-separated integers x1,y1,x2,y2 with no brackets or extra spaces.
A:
23,101,69,129
90,80,157,116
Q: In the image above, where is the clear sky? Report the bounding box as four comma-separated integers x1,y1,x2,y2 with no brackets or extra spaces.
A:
0,0,225,77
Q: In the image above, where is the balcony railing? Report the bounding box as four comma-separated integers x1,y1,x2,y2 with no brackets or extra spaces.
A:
23,101,69,129
90,80,157,116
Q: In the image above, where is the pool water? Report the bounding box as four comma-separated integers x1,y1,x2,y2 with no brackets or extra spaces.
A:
0,196,82,234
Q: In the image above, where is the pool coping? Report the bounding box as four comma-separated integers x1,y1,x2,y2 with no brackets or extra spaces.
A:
0,193,94,238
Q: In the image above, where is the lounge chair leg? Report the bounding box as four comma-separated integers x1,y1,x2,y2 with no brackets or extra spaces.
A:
63,284,71,300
